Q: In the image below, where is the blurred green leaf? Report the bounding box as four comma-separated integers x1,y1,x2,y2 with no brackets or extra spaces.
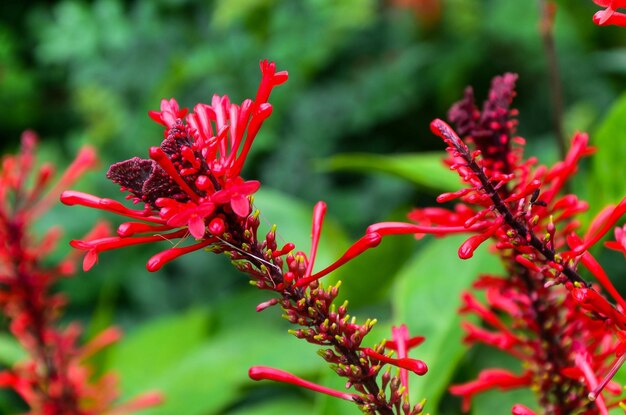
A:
318,153,459,193
0,334,26,366
106,308,212,396
332,233,417,308
227,397,314,415
111,317,321,414
393,235,504,410
588,92,626,217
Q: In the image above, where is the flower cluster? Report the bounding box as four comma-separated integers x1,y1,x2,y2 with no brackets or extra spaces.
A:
62,60,287,271
62,61,430,415
368,74,626,414
0,132,161,414
592,0,626,27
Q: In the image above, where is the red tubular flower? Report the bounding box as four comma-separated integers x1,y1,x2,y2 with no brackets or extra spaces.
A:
450,369,532,413
512,404,538,415
370,74,626,413
605,225,626,257
0,133,160,414
249,366,357,401
62,60,288,270
63,60,427,415
360,348,428,376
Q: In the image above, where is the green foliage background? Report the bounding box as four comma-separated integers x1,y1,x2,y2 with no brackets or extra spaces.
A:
2,0,626,413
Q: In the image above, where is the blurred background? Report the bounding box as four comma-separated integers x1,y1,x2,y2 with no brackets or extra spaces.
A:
2,0,626,414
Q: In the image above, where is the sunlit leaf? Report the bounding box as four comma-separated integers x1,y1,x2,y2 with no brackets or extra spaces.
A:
393,235,503,410
0,334,26,366
318,153,459,193
588,92,626,217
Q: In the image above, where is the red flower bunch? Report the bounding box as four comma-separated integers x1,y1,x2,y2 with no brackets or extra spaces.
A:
592,0,626,27
0,132,161,414
62,60,287,272
62,60,431,415
368,74,626,414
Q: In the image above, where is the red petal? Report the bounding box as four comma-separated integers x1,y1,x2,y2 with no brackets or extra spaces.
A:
231,196,251,217
188,215,206,239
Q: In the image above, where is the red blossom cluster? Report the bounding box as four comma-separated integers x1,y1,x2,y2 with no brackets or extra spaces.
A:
62,61,430,415
61,60,288,272
592,0,626,27
368,74,626,414
0,132,161,414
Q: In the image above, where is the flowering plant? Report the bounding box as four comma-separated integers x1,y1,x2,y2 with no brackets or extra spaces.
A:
2,1,626,414
0,132,161,414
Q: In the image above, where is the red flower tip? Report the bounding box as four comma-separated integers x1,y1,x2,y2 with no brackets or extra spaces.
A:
361,348,428,376
208,217,225,235
114,391,164,413
458,233,489,259
304,201,328,279
295,232,382,287
80,326,123,360
256,298,279,312
146,239,214,272
569,285,626,330
430,118,468,151
83,249,99,271
512,404,537,415
449,369,532,412
211,178,260,217
249,366,356,401
385,336,426,351
149,98,188,127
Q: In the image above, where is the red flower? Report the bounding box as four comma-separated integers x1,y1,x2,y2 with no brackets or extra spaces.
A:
211,177,260,217
249,366,357,402
62,60,287,270
605,225,626,258
593,0,626,26
369,74,626,413
156,198,216,239
0,132,161,414
449,369,532,413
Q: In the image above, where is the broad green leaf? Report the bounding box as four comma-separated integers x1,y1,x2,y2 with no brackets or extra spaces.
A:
120,323,321,415
393,235,503,410
0,334,26,366
227,397,314,415
106,308,212,397
589,92,626,217
318,153,459,193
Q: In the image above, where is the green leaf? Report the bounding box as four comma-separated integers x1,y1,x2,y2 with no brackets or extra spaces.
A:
393,235,503,411
318,153,459,193
588,92,626,217
227,397,314,415
0,333,26,366
106,308,212,398
116,322,321,415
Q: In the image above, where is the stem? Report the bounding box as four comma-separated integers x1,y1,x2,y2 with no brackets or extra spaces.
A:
538,0,568,161
516,267,580,413
451,136,588,286
231,219,397,415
